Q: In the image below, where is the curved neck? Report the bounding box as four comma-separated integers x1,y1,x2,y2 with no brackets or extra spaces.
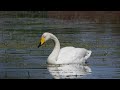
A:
47,34,60,64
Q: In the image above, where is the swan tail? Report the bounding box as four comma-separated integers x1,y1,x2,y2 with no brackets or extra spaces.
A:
84,50,92,60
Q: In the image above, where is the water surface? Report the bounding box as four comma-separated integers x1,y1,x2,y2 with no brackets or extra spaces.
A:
0,18,120,79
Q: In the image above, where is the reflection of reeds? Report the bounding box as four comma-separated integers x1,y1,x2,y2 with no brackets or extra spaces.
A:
27,71,30,79
48,11,120,23
0,11,120,23
0,11,47,18
0,53,23,63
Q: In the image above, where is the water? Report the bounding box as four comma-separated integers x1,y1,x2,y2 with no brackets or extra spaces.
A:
0,18,120,79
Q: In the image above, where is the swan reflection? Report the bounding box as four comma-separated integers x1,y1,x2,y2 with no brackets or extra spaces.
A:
47,64,92,79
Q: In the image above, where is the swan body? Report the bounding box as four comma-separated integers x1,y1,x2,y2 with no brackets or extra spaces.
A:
38,32,92,65
57,47,92,64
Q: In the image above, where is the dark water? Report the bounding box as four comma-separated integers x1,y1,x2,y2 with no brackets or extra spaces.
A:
0,18,120,79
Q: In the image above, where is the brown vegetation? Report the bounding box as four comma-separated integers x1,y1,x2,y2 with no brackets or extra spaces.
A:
48,11,120,23
0,11,120,23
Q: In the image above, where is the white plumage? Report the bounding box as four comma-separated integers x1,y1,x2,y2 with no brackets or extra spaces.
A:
38,32,92,65
57,47,92,64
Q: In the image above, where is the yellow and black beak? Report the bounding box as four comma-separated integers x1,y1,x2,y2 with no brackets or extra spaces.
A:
38,36,45,48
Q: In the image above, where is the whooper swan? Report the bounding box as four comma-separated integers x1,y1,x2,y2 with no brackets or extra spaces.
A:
38,32,92,64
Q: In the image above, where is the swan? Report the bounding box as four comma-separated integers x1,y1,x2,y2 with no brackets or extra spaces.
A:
38,32,92,64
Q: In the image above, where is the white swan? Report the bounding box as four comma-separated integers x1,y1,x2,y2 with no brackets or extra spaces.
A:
38,32,92,64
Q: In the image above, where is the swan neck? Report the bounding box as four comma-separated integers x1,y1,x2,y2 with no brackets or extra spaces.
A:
47,34,60,64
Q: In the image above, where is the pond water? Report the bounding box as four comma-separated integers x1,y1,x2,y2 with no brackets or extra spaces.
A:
0,18,120,79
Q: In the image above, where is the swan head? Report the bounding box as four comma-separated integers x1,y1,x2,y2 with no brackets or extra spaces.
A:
38,32,51,48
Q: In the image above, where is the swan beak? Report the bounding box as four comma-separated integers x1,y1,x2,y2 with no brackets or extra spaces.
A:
38,36,45,48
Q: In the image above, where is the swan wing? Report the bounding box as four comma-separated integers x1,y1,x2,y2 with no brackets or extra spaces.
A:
57,47,91,64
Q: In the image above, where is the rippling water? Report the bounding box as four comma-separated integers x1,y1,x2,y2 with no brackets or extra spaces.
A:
0,18,120,79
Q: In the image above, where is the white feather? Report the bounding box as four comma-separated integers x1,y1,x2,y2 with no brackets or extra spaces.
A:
57,47,92,64
40,32,92,64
